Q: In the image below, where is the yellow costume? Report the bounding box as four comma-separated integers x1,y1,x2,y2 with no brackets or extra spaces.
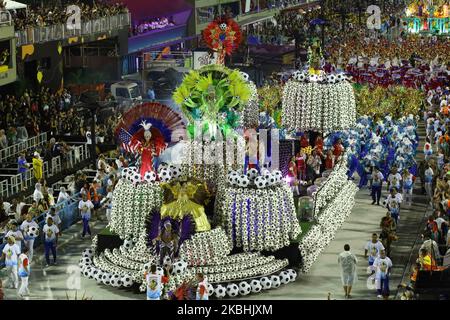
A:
32,157,43,180
160,182,211,232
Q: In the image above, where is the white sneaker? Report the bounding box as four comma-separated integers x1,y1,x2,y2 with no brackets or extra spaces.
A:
377,295,383,299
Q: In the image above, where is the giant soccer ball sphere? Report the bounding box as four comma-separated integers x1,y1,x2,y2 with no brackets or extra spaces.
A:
247,168,259,181
122,238,133,251
95,270,104,283
158,168,172,182
270,275,281,288
170,165,182,180
238,281,251,296
143,171,157,183
272,170,283,184
110,274,122,287
215,284,227,298
266,174,276,187
260,277,272,290
102,273,112,286
287,269,297,282
172,260,187,276
207,283,215,297
82,248,93,258
254,176,267,189
237,175,250,188
228,171,239,186
279,271,290,284
226,283,239,297
131,171,141,184
121,274,133,287
250,279,262,293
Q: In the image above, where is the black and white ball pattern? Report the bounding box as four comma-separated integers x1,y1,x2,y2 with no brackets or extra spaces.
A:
260,277,272,290
121,274,133,287
215,284,227,298
143,171,157,183
250,279,262,293
279,271,291,284
159,168,172,182
227,171,239,186
270,275,281,288
254,176,267,189
237,175,250,188
246,168,259,180
238,281,251,295
122,239,133,251
169,165,182,180
226,283,239,297
287,269,297,282
171,260,187,275
27,226,39,238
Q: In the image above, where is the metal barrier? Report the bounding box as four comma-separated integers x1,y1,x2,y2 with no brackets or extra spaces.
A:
0,193,82,268
15,12,131,46
0,132,48,164
0,143,90,199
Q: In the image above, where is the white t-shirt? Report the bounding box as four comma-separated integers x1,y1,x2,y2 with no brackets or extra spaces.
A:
46,213,62,226
5,230,24,249
3,201,11,213
365,241,385,260
373,256,392,277
15,202,25,220
18,253,29,276
424,168,434,183
78,200,94,219
372,172,384,186
386,193,403,205
146,272,162,291
43,224,59,241
2,243,20,266
387,173,402,186
435,217,447,231
20,220,39,235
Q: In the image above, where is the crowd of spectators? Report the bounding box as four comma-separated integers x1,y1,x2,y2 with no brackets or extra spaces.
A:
130,16,175,36
0,0,128,31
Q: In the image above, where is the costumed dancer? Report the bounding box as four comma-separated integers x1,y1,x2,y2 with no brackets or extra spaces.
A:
402,169,414,206
373,250,392,299
296,150,307,181
153,220,179,266
138,122,166,178
288,156,299,195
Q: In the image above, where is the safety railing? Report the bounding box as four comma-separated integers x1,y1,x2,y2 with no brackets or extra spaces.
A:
0,132,48,164
15,12,131,47
0,143,90,199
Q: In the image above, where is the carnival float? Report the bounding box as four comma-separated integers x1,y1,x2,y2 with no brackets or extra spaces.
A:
77,20,360,300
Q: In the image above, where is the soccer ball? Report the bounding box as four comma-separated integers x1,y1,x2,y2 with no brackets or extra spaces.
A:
247,168,259,180
266,174,276,187
254,176,267,189
237,175,250,188
215,284,227,298
295,72,306,82
172,260,187,275
336,73,345,82
102,273,112,286
260,277,272,290
82,248,93,258
279,271,290,284
95,270,104,283
143,171,157,183
27,226,39,238
159,168,172,182
270,275,281,288
122,238,133,251
131,171,141,184
250,279,262,293
287,269,297,282
226,283,239,297
327,74,337,84
272,170,283,184
309,74,319,82
227,171,239,186
238,281,251,296
121,274,133,287
79,257,92,267
219,22,227,30
207,283,215,297
82,267,92,278
110,274,122,287
170,165,182,179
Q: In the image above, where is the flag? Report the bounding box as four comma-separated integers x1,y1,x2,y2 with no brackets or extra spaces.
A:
119,128,140,153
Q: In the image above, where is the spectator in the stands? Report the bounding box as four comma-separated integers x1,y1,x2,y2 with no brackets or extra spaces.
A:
57,186,71,204
32,152,44,182
33,182,44,203
43,216,59,267
0,129,7,149
27,201,40,218
20,213,39,262
17,152,29,191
